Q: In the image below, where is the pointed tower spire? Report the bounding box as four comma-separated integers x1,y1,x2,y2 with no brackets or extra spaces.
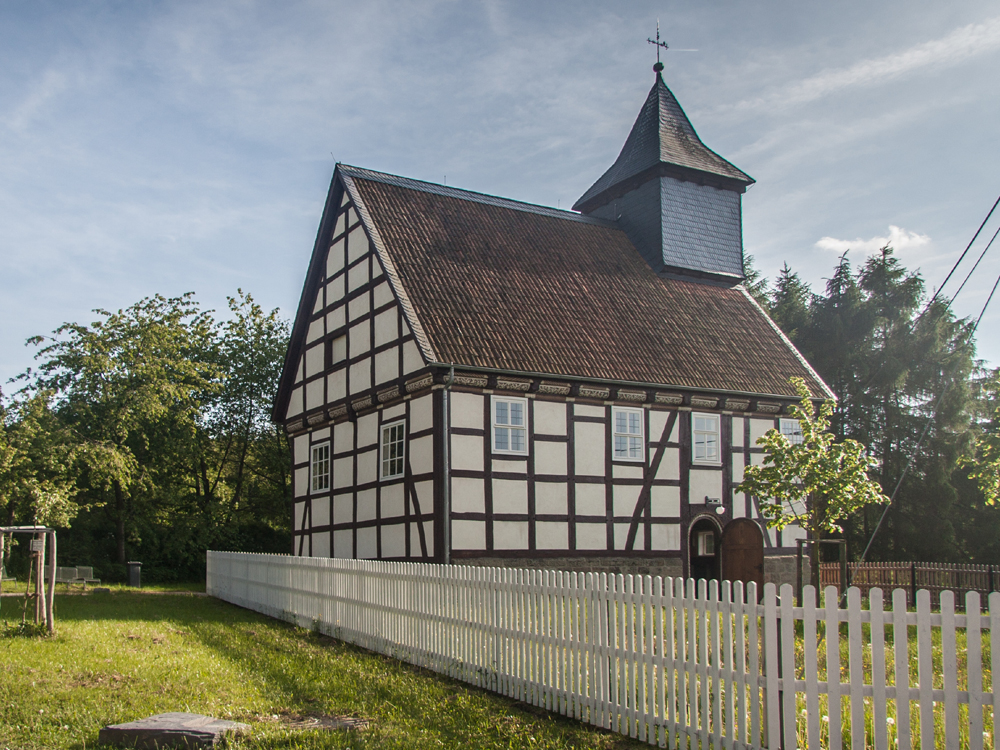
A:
575,69,754,281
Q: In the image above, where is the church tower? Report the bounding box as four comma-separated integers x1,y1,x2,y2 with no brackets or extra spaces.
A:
574,64,754,282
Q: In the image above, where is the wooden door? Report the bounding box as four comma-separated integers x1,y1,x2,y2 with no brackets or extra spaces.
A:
721,519,764,590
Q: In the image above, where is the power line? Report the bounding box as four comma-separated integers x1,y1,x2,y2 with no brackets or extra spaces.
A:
928,192,1000,308
952,223,1000,302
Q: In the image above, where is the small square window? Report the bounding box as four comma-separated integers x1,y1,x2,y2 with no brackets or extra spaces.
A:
780,418,804,445
613,406,644,461
380,421,406,480
311,442,330,492
695,530,716,556
492,397,528,454
692,413,720,464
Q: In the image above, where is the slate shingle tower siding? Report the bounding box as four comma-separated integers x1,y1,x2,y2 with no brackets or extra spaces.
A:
574,71,754,281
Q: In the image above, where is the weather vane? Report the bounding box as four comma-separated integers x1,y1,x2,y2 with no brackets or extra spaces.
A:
647,20,669,72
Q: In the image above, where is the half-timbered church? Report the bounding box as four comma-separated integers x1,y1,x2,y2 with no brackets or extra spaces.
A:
273,65,833,587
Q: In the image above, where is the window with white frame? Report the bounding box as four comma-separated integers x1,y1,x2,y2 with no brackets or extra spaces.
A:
780,418,804,445
492,396,527,454
380,421,406,480
692,413,720,464
311,442,330,492
613,406,644,461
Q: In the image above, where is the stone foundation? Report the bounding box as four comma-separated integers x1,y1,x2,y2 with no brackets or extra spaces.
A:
764,555,809,589
453,556,684,580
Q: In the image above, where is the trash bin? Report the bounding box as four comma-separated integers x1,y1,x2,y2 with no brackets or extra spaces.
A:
127,561,141,588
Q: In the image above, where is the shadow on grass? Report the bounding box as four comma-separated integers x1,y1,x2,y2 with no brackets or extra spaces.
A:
48,592,264,625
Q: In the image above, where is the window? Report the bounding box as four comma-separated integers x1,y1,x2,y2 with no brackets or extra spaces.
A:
692,413,720,464
780,418,804,445
380,421,406,480
613,406,644,461
311,442,330,492
492,397,527,454
695,530,716,556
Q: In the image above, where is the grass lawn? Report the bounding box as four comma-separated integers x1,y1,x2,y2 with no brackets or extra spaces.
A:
0,591,643,750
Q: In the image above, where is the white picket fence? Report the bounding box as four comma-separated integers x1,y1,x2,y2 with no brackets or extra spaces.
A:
207,550,1000,749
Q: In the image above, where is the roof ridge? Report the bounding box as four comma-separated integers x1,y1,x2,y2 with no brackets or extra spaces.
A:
338,164,618,228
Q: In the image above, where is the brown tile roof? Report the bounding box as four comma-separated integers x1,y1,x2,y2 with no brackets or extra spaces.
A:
343,167,829,400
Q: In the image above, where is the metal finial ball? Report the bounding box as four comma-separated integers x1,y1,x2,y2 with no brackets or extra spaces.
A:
653,62,664,73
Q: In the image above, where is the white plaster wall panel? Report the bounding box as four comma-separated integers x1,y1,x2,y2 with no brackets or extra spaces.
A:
453,520,486,550
348,293,370,321
732,456,745,483
651,524,681,551
333,529,352,558
410,394,434,432
305,343,324,378
383,403,405,421
356,488,377,522
493,458,525,474
374,349,399,385
492,479,528,514
333,494,353,525
411,523,434,557
613,484,641,517
574,404,605,419
327,274,345,307
294,358,304,384
451,392,483,430
293,435,309,465
349,359,371,393
333,457,353,489
294,468,308,497
357,449,377,486
373,259,383,279
494,521,529,550
374,309,398,347
306,318,324,344
783,524,807,545
347,226,366,264
327,302,346,334
382,524,405,558
293,501,306,530
381,483,405,519
402,340,423,374
689,469,723,504
751,452,765,466
650,485,680,517
614,523,630,550
732,496,746,518
312,531,330,558
305,379,324,411
312,427,330,442
373,281,393,308
452,477,485,513
648,410,669,442
576,523,607,550
534,441,567,476
452,434,484,472
348,259,369,293
575,484,606,516
409,435,434,475
349,321,371,357
613,464,643,479
750,418,774,444
535,482,567,515
732,418,744,447
312,498,330,528
328,370,346,403
535,522,569,550
357,526,377,559
313,286,324,315
415,481,434,515
423,522,434,556
574,422,605,476
657,448,680,480
534,400,566,435
287,387,303,417
334,421,354,453
331,332,348,365
326,237,345,277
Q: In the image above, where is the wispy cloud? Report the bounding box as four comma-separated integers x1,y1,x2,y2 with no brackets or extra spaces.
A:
727,16,1000,113
815,225,931,255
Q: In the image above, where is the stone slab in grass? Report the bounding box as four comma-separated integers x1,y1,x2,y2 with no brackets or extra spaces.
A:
98,712,249,748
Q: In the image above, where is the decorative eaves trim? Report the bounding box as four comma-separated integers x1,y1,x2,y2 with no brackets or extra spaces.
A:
341,172,438,366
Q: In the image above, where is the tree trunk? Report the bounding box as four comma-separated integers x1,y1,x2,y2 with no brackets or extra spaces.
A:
114,481,126,564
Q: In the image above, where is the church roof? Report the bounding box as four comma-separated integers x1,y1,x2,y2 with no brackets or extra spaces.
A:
574,72,753,212
333,165,828,400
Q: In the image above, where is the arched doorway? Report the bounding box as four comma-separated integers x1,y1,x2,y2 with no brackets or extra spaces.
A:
721,518,764,591
688,516,721,583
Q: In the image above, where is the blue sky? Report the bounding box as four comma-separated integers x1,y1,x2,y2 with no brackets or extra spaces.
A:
1,0,999,387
